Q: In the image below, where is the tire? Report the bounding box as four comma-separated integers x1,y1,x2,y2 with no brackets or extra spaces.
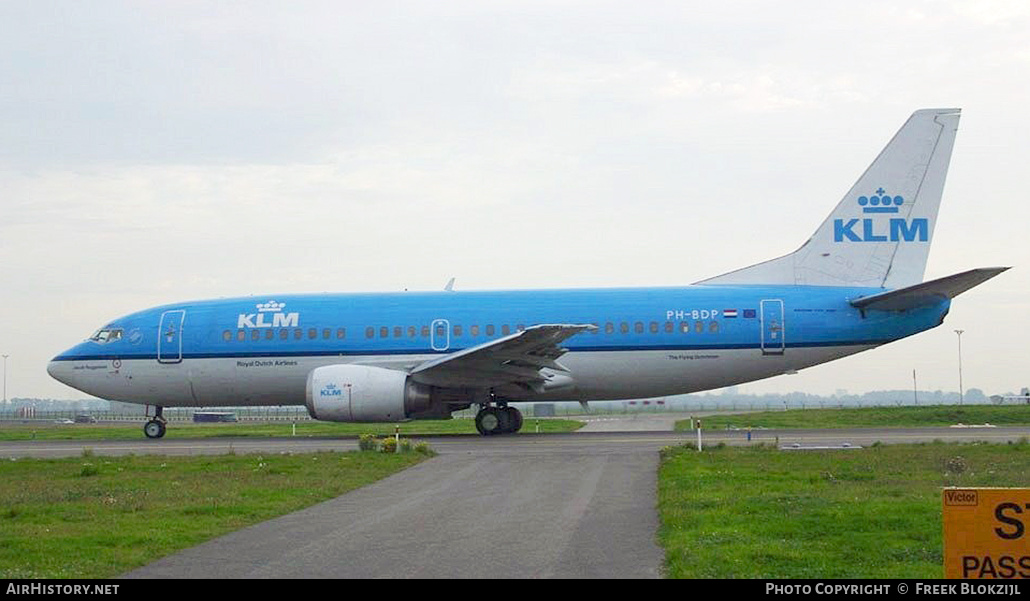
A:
475,408,502,435
144,420,166,439
496,407,513,434
506,407,523,433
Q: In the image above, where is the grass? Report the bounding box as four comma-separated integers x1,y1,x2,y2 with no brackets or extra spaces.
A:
658,441,1030,578
0,417,583,441
681,404,1030,431
0,450,432,579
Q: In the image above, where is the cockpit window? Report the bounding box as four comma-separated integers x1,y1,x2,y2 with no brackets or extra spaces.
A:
89,328,123,344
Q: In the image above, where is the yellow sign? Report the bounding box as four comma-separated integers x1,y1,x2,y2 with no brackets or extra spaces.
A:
943,488,1030,579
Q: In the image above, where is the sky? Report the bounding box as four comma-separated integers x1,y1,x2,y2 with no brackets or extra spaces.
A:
1,1,1028,401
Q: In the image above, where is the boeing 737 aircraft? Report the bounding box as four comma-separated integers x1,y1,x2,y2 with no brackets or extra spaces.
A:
48,108,1008,438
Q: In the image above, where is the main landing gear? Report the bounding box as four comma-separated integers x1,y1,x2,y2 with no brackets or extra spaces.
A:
475,404,523,436
144,406,167,439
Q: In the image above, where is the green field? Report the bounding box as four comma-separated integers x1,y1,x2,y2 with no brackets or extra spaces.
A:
0,450,430,579
682,404,1030,431
658,441,1030,578
0,417,583,441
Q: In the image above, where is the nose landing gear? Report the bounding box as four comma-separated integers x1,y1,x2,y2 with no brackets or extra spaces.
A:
144,406,167,439
474,405,523,436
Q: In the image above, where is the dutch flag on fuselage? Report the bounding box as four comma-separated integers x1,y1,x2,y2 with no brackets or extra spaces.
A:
723,309,738,318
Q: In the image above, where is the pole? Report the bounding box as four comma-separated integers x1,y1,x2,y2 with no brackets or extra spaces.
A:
2,355,7,407
912,369,918,406
954,330,964,405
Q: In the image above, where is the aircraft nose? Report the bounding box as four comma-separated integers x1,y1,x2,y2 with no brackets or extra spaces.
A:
47,358,72,387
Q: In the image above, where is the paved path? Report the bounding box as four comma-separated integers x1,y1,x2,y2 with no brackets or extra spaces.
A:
122,445,663,579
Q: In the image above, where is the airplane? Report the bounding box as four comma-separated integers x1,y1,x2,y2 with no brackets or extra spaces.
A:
48,108,1009,438
991,388,1030,405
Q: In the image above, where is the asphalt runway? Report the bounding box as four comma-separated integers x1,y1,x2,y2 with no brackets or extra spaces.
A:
4,418,1030,579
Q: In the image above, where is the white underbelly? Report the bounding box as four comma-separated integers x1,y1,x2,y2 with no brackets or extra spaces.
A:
55,344,876,407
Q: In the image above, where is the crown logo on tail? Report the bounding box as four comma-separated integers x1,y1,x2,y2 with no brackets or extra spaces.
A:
857,188,903,214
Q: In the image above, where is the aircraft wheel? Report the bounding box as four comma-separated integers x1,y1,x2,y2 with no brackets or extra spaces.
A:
498,406,514,433
475,407,503,436
505,407,523,433
144,419,166,439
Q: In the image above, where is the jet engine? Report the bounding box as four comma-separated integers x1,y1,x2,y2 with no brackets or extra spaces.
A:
305,364,432,422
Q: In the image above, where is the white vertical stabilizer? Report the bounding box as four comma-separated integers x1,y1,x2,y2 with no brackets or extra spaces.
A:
699,108,960,289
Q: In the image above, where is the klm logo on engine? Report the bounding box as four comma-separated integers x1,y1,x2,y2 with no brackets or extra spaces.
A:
237,300,300,328
833,189,928,243
321,383,343,397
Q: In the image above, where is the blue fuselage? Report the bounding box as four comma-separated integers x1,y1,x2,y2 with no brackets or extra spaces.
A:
48,285,949,408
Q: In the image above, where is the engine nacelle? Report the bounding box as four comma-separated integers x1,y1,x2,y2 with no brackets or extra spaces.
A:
305,364,432,422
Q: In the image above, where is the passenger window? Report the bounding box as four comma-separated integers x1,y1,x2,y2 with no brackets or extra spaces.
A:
366,327,374,339
680,322,690,334
294,329,303,340
308,328,317,339
695,321,703,333
664,322,673,333
436,324,446,337
237,330,246,341
421,325,430,337
502,325,511,335
486,324,495,336
223,330,232,342
393,326,402,338
265,329,274,340
471,325,479,337
280,329,289,340
337,328,346,339
709,321,719,333
251,330,261,341
620,322,629,334
453,325,463,337
634,322,644,334
380,326,389,338
323,328,331,339
649,322,658,334
408,326,416,338
605,322,614,335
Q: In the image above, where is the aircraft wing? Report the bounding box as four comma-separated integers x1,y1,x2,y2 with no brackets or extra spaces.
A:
849,267,1010,312
409,323,596,391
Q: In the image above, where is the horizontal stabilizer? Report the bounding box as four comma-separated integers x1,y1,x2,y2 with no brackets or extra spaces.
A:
849,267,1010,312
